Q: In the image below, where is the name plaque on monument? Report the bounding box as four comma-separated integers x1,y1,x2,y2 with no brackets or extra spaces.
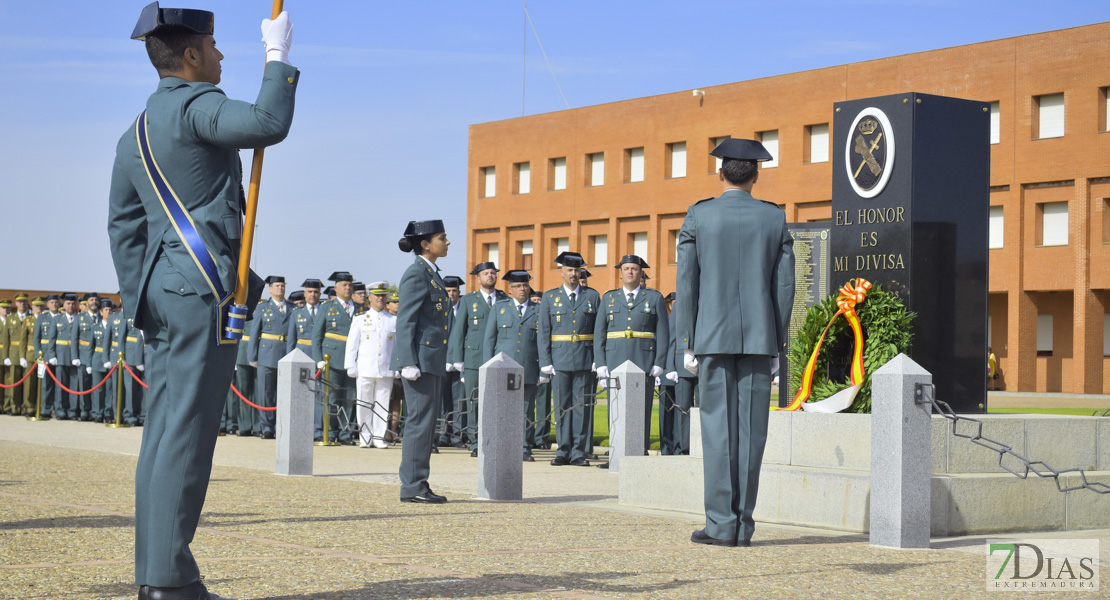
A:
780,224,830,406
831,92,989,413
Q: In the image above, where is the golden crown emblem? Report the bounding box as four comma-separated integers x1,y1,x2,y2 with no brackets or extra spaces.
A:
858,118,879,135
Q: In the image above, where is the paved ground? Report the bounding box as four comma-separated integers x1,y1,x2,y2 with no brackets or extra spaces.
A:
2,415,1108,599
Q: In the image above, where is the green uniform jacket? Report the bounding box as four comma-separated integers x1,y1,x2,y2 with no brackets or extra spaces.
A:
0,313,8,364
448,290,506,367
123,319,145,367
6,311,33,363
109,313,127,364
75,311,99,366
390,256,450,376
91,320,112,369
482,298,540,384
33,312,56,362
247,298,292,367
286,305,318,354
593,286,669,372
107,61,297,328
311,298,354,370
537,286,601,372
49,312,77,364
675,189,795,355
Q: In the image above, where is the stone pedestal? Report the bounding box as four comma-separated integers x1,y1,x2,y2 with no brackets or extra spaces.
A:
870,354,932,548
276,348,315,476
609,360,646,473
477,353,524,500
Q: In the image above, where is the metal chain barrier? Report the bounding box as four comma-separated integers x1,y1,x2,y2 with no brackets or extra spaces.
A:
921,384,1110,494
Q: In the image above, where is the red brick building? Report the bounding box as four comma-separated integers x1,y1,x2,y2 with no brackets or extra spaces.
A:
466,23,1110,394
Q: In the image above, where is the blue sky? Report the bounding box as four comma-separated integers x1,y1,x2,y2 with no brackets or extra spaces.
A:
0,1,1105,293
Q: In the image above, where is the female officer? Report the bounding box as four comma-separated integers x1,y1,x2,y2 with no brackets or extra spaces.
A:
391,220,451,504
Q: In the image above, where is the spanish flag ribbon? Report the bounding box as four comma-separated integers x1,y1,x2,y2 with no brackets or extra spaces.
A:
774,278,872,412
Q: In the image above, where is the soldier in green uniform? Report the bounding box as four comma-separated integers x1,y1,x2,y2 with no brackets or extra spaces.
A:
0,299,9,414
660,292,697,455
579,267,600,459
312,271,357,444
391,220,451,503
593,255,669,464
20,297,43,416
49,293,80,419
73,293,100,420
482,270,544,461
122,317,147,426
108,304,129,422
449,261,506,455
247,275,292,438
286,279,321,354
4,294,31,415
91,299,116,422
529,289,552,449
288,290,305,308
677,139,795,547
538,252,600,467
33,294,60,418
107,4,297,597
351,282,369,313
231,327,256,436
439,275,464,447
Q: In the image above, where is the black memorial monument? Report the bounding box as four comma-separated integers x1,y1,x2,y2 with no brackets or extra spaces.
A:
831,92,989,413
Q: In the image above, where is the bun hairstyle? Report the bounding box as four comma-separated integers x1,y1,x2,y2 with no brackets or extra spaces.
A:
398,237,414,253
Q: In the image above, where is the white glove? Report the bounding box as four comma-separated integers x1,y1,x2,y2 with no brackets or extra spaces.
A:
86,367,92,374
104,362,111,369
770,356,780,374
595,366,609,380
72,359,80,366
346,368,358,379
452,362,465,372
666,371,679,383
137,364,145,372
459,375,465,384
540,365,555,376
3,358,9,366
48,357,57,366
316,361,325,370
401,366,421,381
249,361,258,368
261,11,293,65
683,350,698,376
445,362,455,372
20,358,28,368
393,371,401,379
537,375,551,385
649,365,664,378
654,377,661,388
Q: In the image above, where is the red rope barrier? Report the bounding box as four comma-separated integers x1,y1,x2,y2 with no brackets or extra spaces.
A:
122,362,149,389
229,382,276,411
0,364,37,388
42,363,119,395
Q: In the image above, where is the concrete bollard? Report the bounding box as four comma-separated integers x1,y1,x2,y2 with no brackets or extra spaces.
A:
477,352,525,500
869,353,932,548
689,407,702,458
609,360,646,473
276,348,316,476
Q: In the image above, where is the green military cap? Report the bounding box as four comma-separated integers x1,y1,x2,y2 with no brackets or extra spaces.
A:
0,300,11,308
14,292,28,301
31,296,45,306
387,292,399,303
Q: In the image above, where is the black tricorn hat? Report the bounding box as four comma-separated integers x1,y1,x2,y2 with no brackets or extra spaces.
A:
328,271,354,283
264,275,285,284
442,276,464,288
288,290,305,303
709,138,773,162
470,262,499,275
579,268,593,279
554,251,585,268
502,270,532,283
615,254,650,269
351,282,367,292
99,298,114,310
61,293,78,301
131,2,215,41
80,292,99,301
529,289,542,299
402,220,445,238
664,292,676,302
46,294,61,301
324,286,336,296
301,278,323,289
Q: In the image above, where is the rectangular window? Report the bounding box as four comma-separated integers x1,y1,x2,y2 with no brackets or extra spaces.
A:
710,136,730,172
1036,93,1065,139
592,235,608,266
1101,87,1109,133
990,101,1000,144
632,232,648,258
759,130,779,168
1036,314,1053,355
519,240,533,271
666,142,686,178
1103,198,1110,244
549,157,566,191
514,162,530,194
479,166,495,198
988,206,1004,249
626,147,644,183
485,242,499,269
555,237,569,258
589,152,604,187
807,124,829,163
1104,313,1110,356
1039,201,1068,246
668,229,679,264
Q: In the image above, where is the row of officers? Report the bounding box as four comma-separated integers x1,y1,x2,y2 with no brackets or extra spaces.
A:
0,251,697,462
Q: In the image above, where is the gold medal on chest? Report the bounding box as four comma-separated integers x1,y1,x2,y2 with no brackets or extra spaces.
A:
556,315,562,323
472,303,478,312
500,308,505,314
435,302,442,311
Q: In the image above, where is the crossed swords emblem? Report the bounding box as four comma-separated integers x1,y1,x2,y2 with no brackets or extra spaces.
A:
853,132,883,179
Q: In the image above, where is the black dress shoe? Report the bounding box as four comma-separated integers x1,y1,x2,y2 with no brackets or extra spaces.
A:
401,490,447,504
139,580,235,599
261,431,275,439
596,461,610,469
690,528,737,547
237,430,252,437
586,453,599,460
570,457,590,467
430,446,439,454
470,449,478,457
453,442,468,449
523,453,535,462
550,456,570,466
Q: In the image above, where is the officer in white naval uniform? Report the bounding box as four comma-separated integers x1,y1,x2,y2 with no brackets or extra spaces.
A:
344,281,397,448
